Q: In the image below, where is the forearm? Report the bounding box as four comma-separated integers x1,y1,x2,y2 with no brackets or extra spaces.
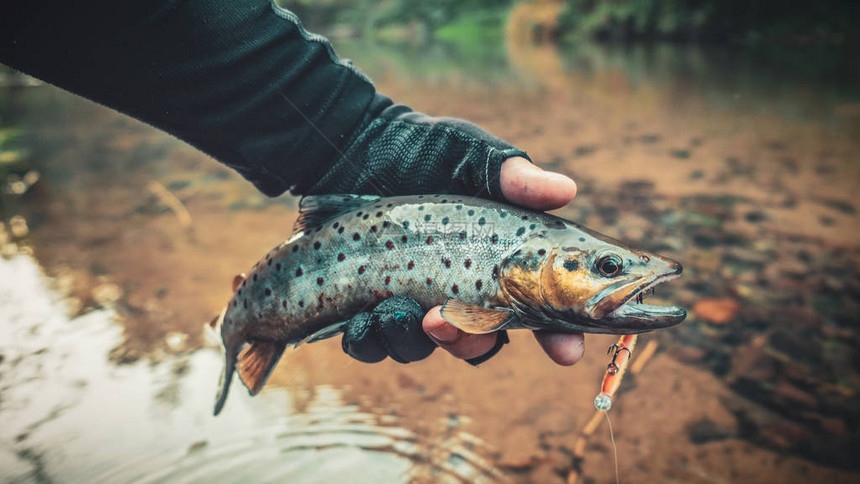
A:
0,1,525,199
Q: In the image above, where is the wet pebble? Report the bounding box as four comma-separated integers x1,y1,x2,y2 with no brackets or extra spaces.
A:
772,382,818,409
685,418,734,444
692,298,740,325
669,345,707,363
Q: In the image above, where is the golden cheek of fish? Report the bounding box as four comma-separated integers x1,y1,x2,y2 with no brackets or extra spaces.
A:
212,194,686,415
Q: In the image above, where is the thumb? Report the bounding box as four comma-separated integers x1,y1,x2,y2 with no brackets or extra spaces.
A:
500,157,577,210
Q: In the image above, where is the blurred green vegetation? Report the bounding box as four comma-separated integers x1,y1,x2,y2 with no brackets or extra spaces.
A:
558,0,858,44
280,0,858,46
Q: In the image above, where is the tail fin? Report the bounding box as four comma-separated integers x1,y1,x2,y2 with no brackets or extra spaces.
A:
213,345,238,416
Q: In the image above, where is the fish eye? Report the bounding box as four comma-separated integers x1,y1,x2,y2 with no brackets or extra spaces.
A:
596,255,623,277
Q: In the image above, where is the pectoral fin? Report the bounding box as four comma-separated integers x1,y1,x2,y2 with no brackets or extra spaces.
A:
237,341,287,396
439,299,515,334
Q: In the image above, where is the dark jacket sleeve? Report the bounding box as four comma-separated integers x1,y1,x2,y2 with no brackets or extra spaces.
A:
0,0,527,200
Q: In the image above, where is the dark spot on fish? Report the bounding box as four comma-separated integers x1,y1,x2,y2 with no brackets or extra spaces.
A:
401,235,408,243
257,312,262,319
267,259,272,266
441,199,447,203
491,234,499,244
333,222,339,229
337,253,346,261
516,227,526,236
418,206,424,211
371,225,378,232
233,300,237,307
317,277,324,286
376,211,383,217
468,209,475,216
459,231,467,240
418,195,424,199
362,214,369,220
465,259,472,269
475,280,483,291
282,300,287,308
386,240,395,250
238,289,242,296
242,280,246,288
385,276,391,285
424,214,431,222
402,221,409,229
356,212,363,217
530,224,536,230
338,227,345,234
426,278,433,285
579,237,586,242
265,288,272,296
275,262,281,271
243,300,248,309
295,268,303,277
358,265,366,275
455,205,462,210
299,300,305,308
313,241,321,250
292,245,299,253
442,217,449,225
426,236,434,245
492,265,499,279
563,260,579,272
383,221,390,228
521,215,529,220
500,211,508,218
253,274,258,282
452,284,459,294
386,290,394,297
407,261,415,270
387,203,393,208
442,257,451,268
478,217,486,226
538,249,546,256
353,233,361,241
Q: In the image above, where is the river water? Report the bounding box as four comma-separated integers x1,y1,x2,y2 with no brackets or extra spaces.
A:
1,37,859,483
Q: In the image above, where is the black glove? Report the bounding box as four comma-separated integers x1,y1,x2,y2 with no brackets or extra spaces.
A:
341,296,508,365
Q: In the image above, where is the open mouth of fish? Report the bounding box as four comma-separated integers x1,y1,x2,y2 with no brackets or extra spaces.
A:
605,270,687,329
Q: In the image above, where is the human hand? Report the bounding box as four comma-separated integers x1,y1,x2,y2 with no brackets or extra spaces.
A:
422,157,586,366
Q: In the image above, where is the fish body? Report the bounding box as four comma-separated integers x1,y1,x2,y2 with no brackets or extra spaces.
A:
213,194,685,414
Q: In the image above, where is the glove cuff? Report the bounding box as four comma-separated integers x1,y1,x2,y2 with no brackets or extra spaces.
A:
465,330,509,366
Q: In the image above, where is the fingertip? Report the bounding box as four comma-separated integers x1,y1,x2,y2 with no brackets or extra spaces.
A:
500,157,577,210
422,306,460,343
534,331,585,366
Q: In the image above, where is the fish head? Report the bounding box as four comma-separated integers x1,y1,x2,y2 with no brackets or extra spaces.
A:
499,225,686,333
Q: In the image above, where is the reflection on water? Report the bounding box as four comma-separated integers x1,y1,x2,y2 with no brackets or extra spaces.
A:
2,37,860,482
0,255,504,483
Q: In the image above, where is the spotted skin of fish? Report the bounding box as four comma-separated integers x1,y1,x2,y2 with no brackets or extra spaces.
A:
213,194,686,415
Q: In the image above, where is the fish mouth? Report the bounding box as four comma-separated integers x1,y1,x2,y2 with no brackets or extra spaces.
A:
589,263,686,333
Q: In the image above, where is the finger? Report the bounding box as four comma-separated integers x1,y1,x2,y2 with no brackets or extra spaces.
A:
533,331,585,366
500,156,577,210
342,313,388,363
422,306,498,360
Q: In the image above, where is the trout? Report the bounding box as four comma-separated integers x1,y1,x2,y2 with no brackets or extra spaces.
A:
213,194,685,415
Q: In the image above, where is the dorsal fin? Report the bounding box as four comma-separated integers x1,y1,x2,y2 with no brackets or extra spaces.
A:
440,299,516,334
293,194,381,233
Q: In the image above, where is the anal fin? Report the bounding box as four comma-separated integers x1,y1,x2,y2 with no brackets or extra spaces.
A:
237,341,287,396
440,299,515,334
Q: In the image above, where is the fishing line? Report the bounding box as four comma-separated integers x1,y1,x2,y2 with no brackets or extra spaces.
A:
604,411,620,484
